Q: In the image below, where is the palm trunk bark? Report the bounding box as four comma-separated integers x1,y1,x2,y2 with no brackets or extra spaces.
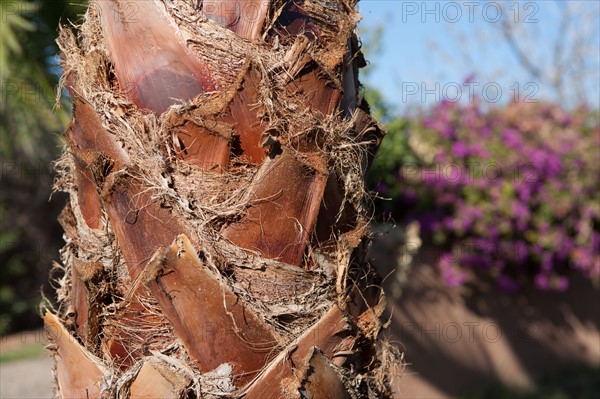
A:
46,1,398,397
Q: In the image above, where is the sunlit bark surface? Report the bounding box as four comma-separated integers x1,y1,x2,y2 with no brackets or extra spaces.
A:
46,1,396,397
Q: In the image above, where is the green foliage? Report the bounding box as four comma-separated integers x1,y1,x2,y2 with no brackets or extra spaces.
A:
369,115,415,214
1,0,85,334
0,0,81,161
0,200,52,335
1,207,21,334
0,1,37,77
357,22,383,80
363,87,391,123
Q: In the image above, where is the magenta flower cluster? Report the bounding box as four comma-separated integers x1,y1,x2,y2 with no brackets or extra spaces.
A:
383,100,599,292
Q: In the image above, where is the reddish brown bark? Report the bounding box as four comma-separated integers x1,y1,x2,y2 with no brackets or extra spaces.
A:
242,305,355,398
299,348,352,399
143,235,277,384
172,122,231,171
48,0,392,397
129,360,191,398
225,65,268,163
201,0,270,40
223,151,328,265
97,0,215,114
45,313,105,398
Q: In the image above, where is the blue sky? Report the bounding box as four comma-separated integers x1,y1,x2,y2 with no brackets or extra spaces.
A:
357,1,600,111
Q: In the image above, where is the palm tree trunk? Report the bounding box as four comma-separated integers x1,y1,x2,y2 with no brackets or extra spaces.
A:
46,1,398,397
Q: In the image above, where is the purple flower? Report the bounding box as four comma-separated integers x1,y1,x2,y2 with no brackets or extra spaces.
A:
451,142,469,158
502,129,522,149
583,206,598,219
376,182,388,195
422,171,440,185
591,232,600,251
443,217,456,230
441,126,456,139
571,248,592,271
470,144,489,159
418,214,438,233
557,237,573,260
512,201,529,221
387,100,599,293
401,188,418,204
488,226,499,239
516,183,532,201
439,256,469,287
546,154,562,176
592,257,600,276
497,276,519,293
541,252,554,272
534,273,550,290
513,241,529,264
538,221,550,235
554,276,569,292
434,150,448,163
530,149,547,170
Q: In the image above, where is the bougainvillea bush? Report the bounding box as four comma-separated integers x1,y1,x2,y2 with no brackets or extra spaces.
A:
371,100,600,292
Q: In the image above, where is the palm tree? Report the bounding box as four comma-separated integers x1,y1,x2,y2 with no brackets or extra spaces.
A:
45,1,398,397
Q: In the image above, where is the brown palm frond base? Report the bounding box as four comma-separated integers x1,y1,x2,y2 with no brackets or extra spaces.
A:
45,1,402,397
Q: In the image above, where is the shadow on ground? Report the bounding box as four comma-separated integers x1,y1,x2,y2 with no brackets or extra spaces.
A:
370,225,600,398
